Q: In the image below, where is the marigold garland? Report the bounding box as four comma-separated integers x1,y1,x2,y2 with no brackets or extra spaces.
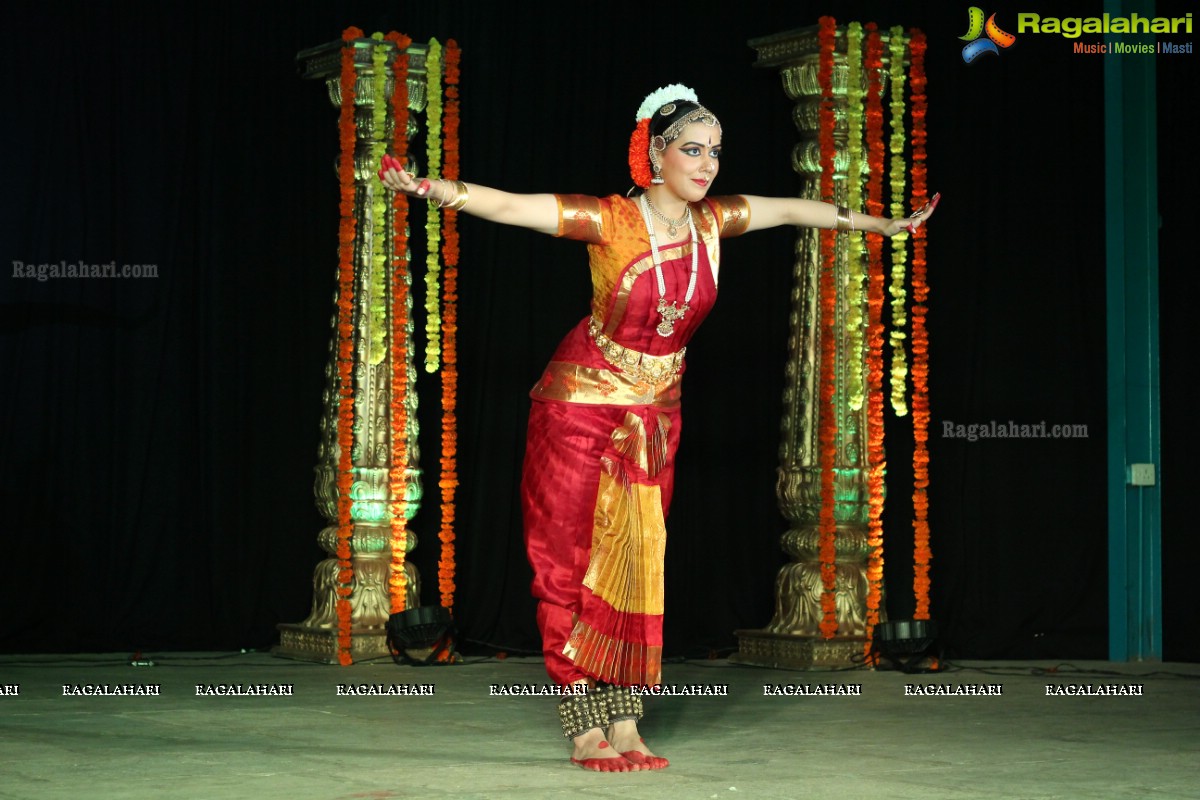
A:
438,40,461,613
423,40,444,373
908,29,933,622
845,22,867,412
887,28,910,417
817,15,839,640
862,23,888,663
334,26,364,666
384,29,414,616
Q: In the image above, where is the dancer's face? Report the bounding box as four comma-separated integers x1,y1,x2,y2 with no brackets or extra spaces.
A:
659,122,721,202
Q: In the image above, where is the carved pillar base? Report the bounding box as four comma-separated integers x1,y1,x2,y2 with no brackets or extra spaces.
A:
731,630,870,670
272,520,420,664
274,625,391,664
731,468,878,668
273,625,435,663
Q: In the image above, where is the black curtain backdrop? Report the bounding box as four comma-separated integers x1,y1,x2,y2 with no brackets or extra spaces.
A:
2,1,1195,661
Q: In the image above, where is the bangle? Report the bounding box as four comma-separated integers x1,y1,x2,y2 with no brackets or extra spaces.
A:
835,205,852,232
431,179,469,211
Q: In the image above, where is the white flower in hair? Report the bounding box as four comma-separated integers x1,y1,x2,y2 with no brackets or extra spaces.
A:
635,84,699,121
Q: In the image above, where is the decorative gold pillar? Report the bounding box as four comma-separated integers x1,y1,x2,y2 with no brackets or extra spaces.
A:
733,25,896,669
274,38,430,663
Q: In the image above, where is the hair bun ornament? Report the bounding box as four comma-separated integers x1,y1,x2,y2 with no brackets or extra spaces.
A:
635,83,698,121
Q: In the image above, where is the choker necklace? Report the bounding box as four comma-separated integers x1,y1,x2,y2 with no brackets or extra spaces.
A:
639,194,698,337
644,193,691,238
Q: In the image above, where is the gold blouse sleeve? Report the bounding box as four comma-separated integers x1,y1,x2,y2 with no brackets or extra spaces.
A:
709,195,751,238
555,194,605,243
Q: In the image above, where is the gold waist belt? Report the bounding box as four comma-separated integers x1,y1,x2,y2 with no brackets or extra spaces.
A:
588,317,685,385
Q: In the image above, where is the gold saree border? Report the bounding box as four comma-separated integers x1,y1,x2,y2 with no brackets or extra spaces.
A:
582,447,667,616
563,619,663,688
531,360,681,409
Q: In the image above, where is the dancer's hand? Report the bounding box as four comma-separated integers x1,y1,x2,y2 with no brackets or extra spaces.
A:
378,154,432,198
881,191,940,237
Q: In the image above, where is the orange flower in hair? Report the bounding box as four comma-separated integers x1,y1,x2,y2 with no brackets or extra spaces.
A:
628,119,652,188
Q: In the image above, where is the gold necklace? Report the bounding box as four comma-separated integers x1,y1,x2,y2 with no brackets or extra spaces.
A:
644,193,691,237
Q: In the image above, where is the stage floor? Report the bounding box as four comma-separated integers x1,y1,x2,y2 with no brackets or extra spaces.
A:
1,653,1196,799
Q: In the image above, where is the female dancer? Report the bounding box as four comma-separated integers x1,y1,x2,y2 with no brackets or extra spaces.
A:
380,84,936,772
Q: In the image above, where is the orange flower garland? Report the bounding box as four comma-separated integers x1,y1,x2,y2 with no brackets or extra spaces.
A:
438,40,461,612
384,30,413,616
817,15,839,640
862,23,887,662
627,119,652,189
334,26,364,665
908,29,933,622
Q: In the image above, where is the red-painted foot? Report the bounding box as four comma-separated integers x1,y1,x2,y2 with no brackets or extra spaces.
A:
621,750,669,770
570,740,640,772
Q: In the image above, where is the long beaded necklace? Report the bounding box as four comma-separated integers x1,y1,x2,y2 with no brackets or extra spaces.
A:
638,194,698,337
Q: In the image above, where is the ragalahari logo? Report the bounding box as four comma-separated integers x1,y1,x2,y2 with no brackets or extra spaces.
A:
960,7,1017,62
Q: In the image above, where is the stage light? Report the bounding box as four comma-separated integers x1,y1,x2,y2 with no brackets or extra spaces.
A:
385,605,459,665
873,618,940,672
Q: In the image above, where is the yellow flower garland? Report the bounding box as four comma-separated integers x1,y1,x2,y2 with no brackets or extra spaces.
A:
423,39,444,373
369,36,390,366
846,21,867,411
887,27,910,417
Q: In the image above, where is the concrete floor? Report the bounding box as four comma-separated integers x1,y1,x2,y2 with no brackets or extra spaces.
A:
0,653,1196,800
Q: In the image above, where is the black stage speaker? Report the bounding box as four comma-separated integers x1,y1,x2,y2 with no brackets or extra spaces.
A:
385,605,459,666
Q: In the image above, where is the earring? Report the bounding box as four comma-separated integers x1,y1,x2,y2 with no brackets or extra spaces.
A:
649,136,666,185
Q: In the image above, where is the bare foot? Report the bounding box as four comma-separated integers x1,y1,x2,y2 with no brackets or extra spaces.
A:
607,719,669,769
571,728,641,772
